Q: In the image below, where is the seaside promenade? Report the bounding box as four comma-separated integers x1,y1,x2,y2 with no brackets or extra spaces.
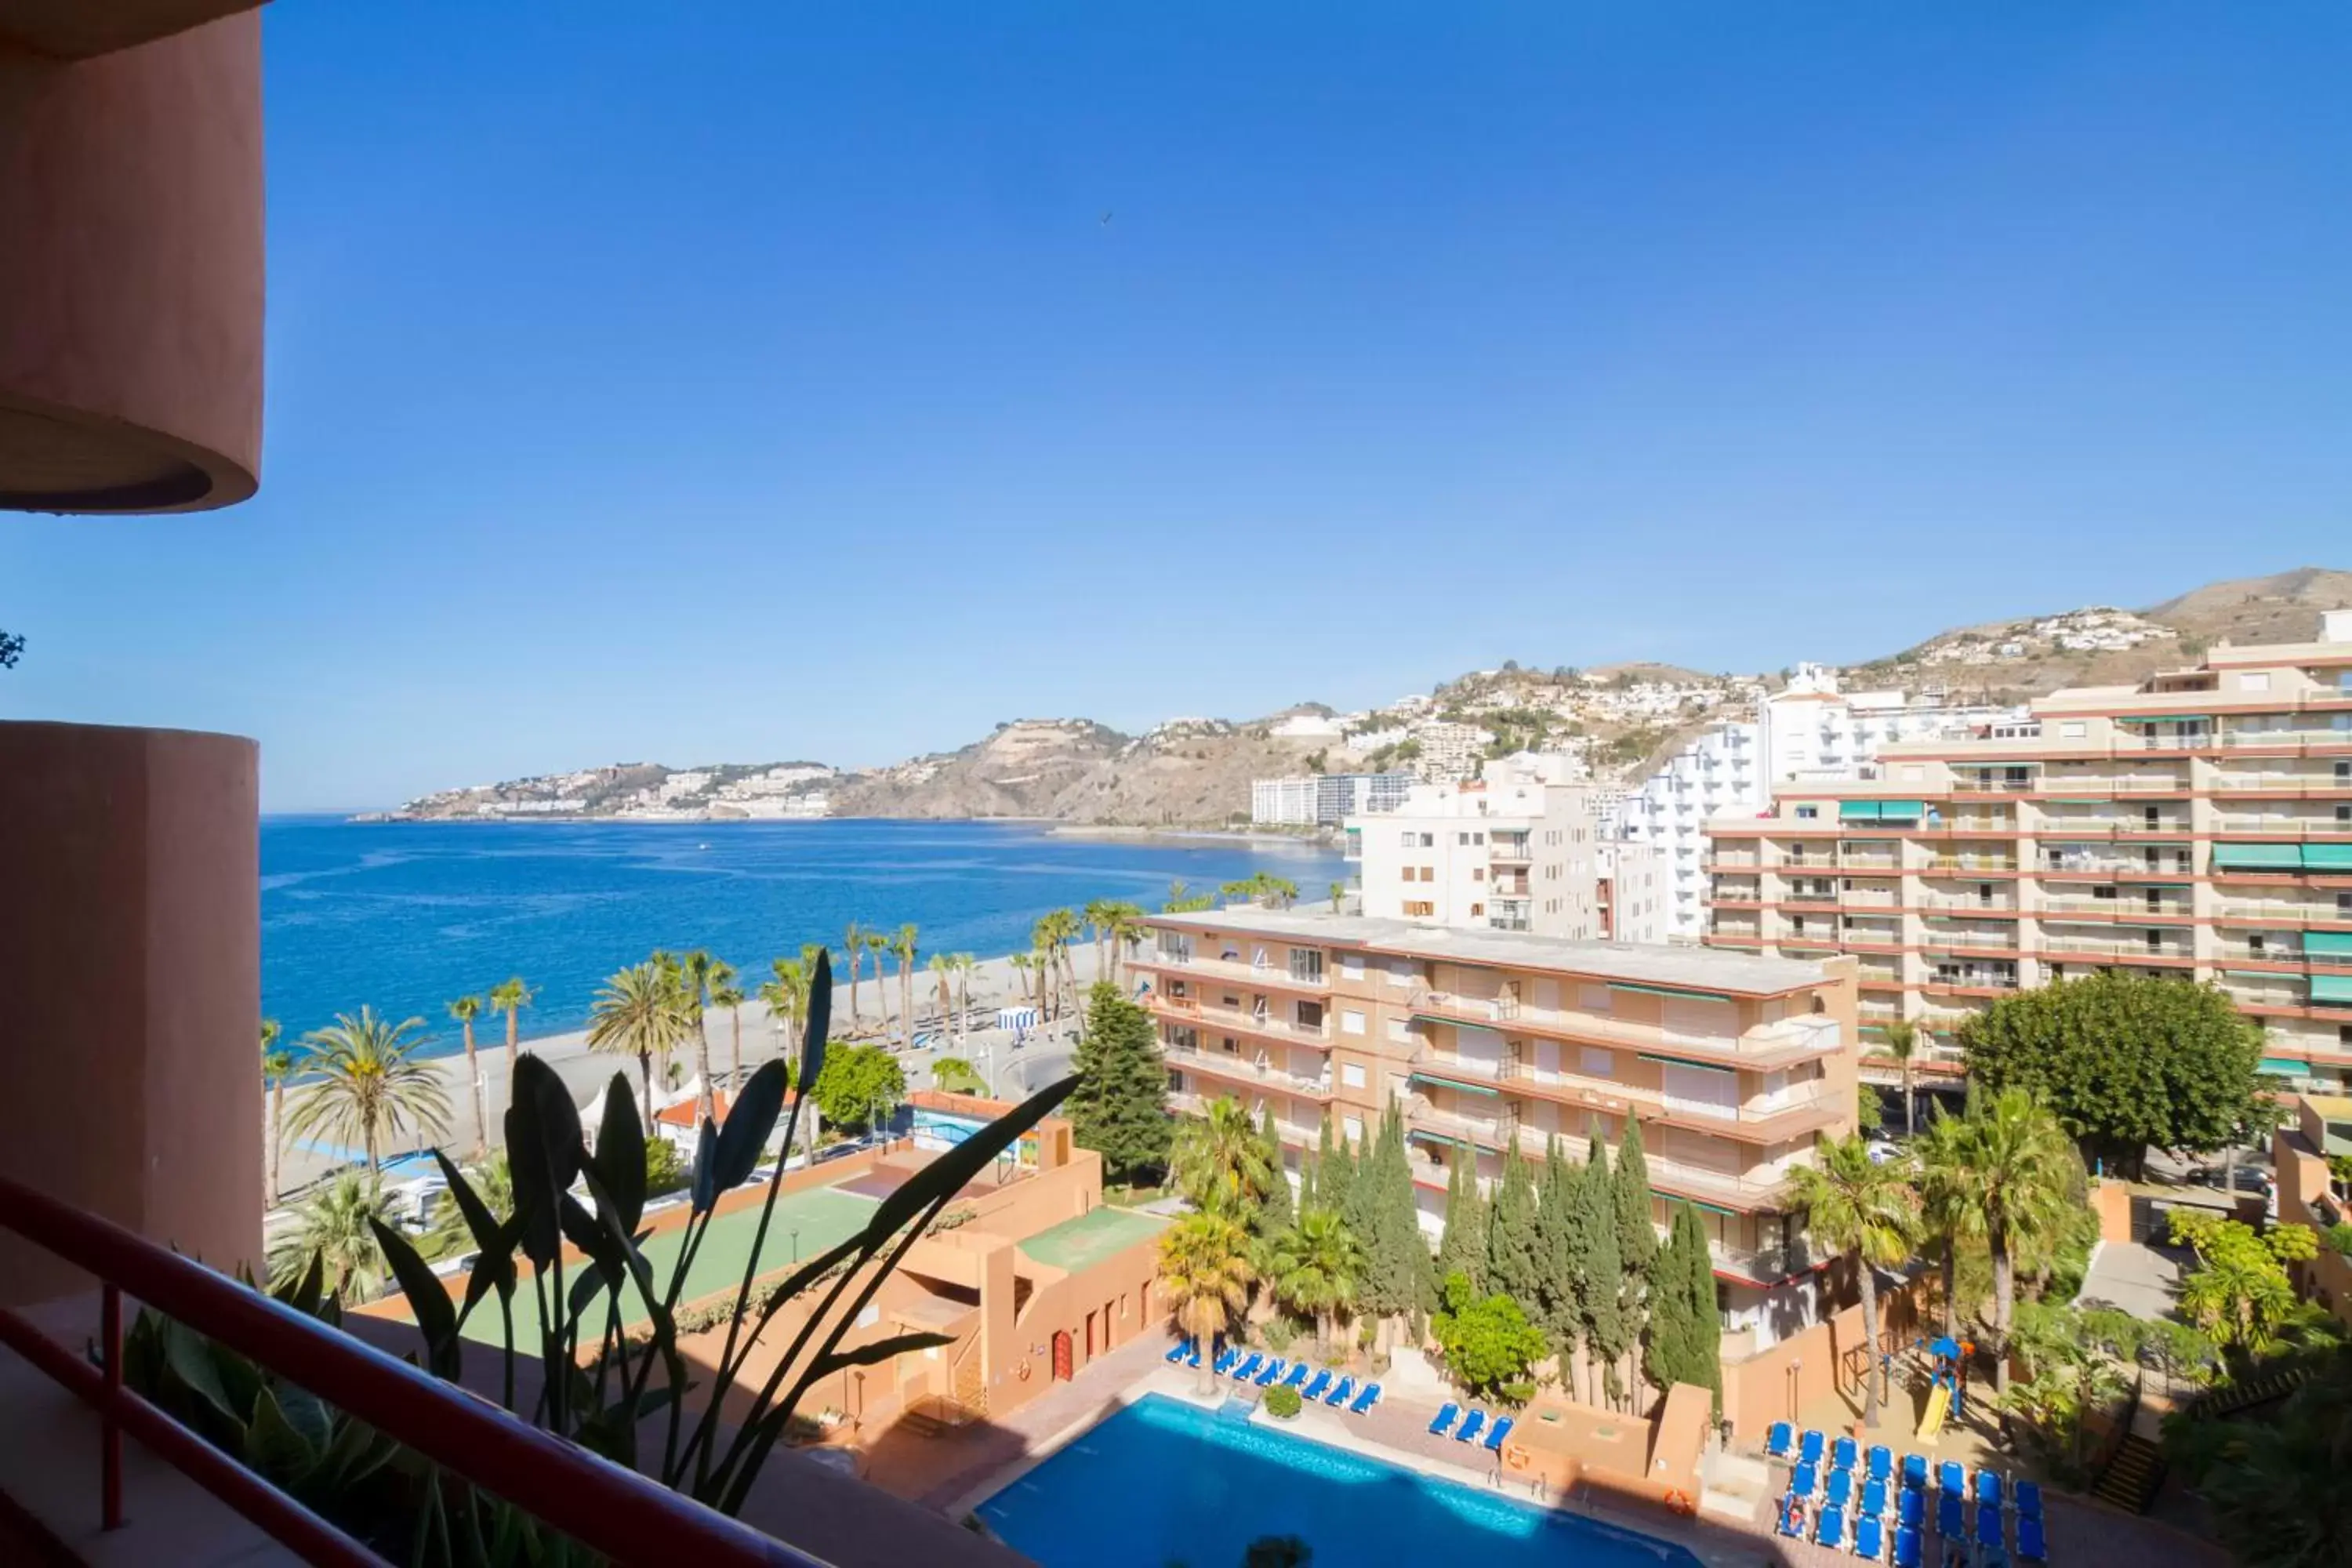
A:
268,943,1115,1203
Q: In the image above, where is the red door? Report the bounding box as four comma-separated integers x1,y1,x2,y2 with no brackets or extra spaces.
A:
1051,1330,1074,1382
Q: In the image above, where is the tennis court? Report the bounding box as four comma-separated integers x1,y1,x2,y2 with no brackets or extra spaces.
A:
444,1183,880,1347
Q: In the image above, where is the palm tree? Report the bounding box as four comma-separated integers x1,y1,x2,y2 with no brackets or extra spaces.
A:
713,976,746,1094
928,953,955,1042
586,961,694,1129
1327,880,1347,913
286,1009,450,1174
1103,902,1147,985
864,931,891,1039
1007,951,1037,1014
488,976,534,1108
270,1171,393,1301
1271,1205,1364,1351
1171,1096,1274,1220
261,1020,293,1207
1083,899,1119,986
951,953,978,1047
1961,1087,2078,1395
1914,1106,1985,1339
759,960,804,1062
677,949,727,1122
1878,1019,1922,1133
892,924,920,1048
1158,1211,1254,1392
842,920,866,1029
447,993,488,1156
1786,1132,1917,1426
1033,909,1081,1018
931,1055,988,1097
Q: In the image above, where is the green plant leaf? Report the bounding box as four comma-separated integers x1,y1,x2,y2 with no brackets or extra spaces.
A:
797,947,831,1100
506,1054,585,1270
804,1331,954,1382
275,1383,334,1450
371,1218,460,1381
242,1385,321,1484
711,1060,788,1196
591,1073,647,1235
431,1149,517,1323
271,1250,326,1318
689,1118,720,1216
161,1317,240,1425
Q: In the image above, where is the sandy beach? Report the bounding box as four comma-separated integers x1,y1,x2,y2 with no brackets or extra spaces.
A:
270,942,1121,1206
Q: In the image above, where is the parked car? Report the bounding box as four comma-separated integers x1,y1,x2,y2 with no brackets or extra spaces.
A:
2187,1165,2271,1196
1866,1139,1905,1166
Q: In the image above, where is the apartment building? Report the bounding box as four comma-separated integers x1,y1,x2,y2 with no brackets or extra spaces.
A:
1622,666,2012,942
1416,721,1496,781
1252,776,1321,826
1252,772,1416,827
1348,753,1662,940
1131,906,1861,1347
1701,617,2352,1089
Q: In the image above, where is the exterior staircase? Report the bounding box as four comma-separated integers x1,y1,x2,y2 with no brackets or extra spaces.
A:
2090,1433,2164,1514
2186,1364,2310,1422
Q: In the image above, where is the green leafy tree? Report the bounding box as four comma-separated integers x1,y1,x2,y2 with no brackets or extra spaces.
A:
1271,1205,1365,1349
1174,1094,1274,1220
1435,1155,1486,1295
2169,1344,2352,1568
1915,1103,1987,1338
1431,1269,1548,1400
269,1171,392,1300
1485,1146,1540,1307
811,1043,906,1134
1960,972,2265,1178
447,994,489,1157
586,960,694,1130
1613,1120,1658,1283
1066,982,1172,1181
1160,1211,1254,1392
1642,1203,1722,1413
1786,1132,1917,1425
2169,1210,2318,1358
1319,1116,1356,1218
286,1008,451,1174
262,1021,295,1207
930,1055,988,1097
1255,1105,1294,1236
1531,1139,1584,1385
1578,1139,1628,1407
1959,1088,2078,1395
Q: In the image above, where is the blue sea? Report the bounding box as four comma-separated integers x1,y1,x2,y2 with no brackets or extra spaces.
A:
978,1393,1700,1568
261,817,1341,1052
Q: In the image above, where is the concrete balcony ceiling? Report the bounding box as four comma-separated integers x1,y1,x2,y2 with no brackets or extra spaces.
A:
1,3,264,512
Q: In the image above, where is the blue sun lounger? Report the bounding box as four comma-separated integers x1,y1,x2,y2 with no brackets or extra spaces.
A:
1817,1504,1847,1552
1325,1376,1356,1408
1894,1524,1923,1568
1232,1352,1263,1382
1976,1502,2004,1552
1483,1415,1515,1452
1833,1436,1860,1472
1937,1492,1963,1540
1213,1347,1238,1376
1903,1454,1929,1492
2017,1514,2047,1563
1898,1486,1924,1530
1798,1428,1826,1467
1861,1475,1889,1519
1766,1420,1795,1459
1825,1468,1853,1509
1428,1403,1461,1436
1281,1362,1309,1388
1976,1470,2003,1513
1455,1410,1487,1445
1867,1444,1893,1483
1938,1460,1965,1497
1165,1340,1189,1363
1254,1358,1286,1387
1776,1497,1806,1538
1187,1343,1202,1367
1855,1512,1886,1563
2016,1479,2042,1521
1350,1382,1381,1414
1301,1370,1331,1402
1789,1461,1818,1500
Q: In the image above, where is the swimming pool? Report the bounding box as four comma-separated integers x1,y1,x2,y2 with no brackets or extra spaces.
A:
977,1394,1700,1568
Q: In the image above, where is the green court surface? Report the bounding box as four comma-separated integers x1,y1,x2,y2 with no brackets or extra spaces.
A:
1017,1207,1167,1273
442,1184,880,1348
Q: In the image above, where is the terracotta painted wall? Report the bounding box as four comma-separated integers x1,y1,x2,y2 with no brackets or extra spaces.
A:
2090,1178,2133,1247
0,722,260,1305
1721,1282,1922,1442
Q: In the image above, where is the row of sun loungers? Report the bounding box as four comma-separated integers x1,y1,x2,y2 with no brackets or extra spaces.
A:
1425,1403,1516,1454
1769,1422,2048,1563
1189,1342,1385,1414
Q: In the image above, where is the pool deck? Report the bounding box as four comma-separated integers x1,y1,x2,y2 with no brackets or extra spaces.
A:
926,1335,2234,1568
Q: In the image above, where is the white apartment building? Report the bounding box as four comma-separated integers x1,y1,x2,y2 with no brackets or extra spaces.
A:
1415,722,1494,782
1348,753,1663,941
1251,777,1321,827
1624,666,2012,942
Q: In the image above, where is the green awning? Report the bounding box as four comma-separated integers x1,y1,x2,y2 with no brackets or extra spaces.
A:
2212,843,2303,869
2259,1058,2313,1075
1839,801,1882,821
1611,983,1734,1004
1408,1128,1466,1149
2313,975,2352,1006
2307,931,2352,956
1681,1199,1738,1218
2117,714,2212,724
1639,1054,1733,1072
2306,844,2352,869
1410,1072,1498,1096
1877,800,1928,818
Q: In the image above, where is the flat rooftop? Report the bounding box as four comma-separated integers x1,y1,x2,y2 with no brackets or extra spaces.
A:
1017,1206,1167,1272
1148,907,1837,997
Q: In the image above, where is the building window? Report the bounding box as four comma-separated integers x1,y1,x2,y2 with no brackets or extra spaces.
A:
1341,1062,1367,1089
1578,983,1612,1011
2060,721,2086,739
2241,671,2271,692
1399,831,1417,847
1343,1115,1364,1142
1290,949,1326,982
1469,903,1483,918
1579,1046,1614,1077
1472,868,1486,882
1419,833,1434,848
1341,1009,1367,1035
1795,805,1819,819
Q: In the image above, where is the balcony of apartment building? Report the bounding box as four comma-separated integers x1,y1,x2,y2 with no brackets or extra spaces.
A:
2212,933,2352,972
2218,974,2352,1017
1148,990,1330,1050
2208,761,2352,797
2217,892,2352,927
1702,845,1764,873
1919,924,2026,959
1161,1035,1334,1102
2213,807,2352,838
2035,845,2193,879
1949,768,2039,796
1488,832,1533,864
1706,920,1766,949
1406,1044,1845,1146
1131,940,1330,993
1835,881,1906,913
2033,765,2192,796
1486,898,1533,933
2034,926,2198,966
1401,1102,1805,1218
1836,916,1904,953
2212,721,2352,754
1922,960,2021,997
1707,877,1763,909
1406,985,1844,1073
1918,887,2021,916
1923,850,2021,877
1835,841,1905,872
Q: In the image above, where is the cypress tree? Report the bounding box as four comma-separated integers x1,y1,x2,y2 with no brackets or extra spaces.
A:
1579,1141,1627,1406
1298,1150,1319,1211
1323,1118,1356,1220
1485,1146,1541,1308
1382,1108,1435,1316
1255,1105,1294,1236
1066,982,1172,1182
1642,1206,1693,1397
1435,1154,1486,1294
1613,1119,1658,1284
1681,1204,1722,1413
1532,1138,1583,1371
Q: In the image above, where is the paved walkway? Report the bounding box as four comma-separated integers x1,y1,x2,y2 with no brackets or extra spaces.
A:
2079,1240,2184,1323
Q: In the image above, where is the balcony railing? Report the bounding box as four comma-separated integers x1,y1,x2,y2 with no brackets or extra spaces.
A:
2212,817,2352,837
2209,774,2352,793
1410,987,1844,1069
1403,1106,1799,1208
1929,855,2019,873
2212,945,2352,970
2218,898,2346,921
1919,929,2020,951
1488,839,1533,862
2037,895,2191,917
1134,951,1330,989
1162,1046,1333,1099
0,1174,818,1568
2037,935,2194,961
1920,894,2020,913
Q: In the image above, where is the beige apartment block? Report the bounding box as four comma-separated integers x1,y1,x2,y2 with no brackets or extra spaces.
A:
1702,614,2352,1092
1348,752,1665,940
1130,906,1860,1348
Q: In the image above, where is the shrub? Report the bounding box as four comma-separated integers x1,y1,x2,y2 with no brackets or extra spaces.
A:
645,1133,689,1196
1263,1384,1303,1419
1261,1315,1299,1353
2328,1222,2352,1258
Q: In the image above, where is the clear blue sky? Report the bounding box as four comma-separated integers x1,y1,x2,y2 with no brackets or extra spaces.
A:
4,2,2347,811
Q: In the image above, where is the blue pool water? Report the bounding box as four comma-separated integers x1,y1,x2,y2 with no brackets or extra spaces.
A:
978,1394,1700,1568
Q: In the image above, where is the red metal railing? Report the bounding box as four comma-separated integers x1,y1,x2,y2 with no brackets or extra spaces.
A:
0,1173,829,1566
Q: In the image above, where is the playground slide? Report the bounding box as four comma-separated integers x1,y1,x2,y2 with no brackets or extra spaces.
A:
1917,1387,1950,1441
